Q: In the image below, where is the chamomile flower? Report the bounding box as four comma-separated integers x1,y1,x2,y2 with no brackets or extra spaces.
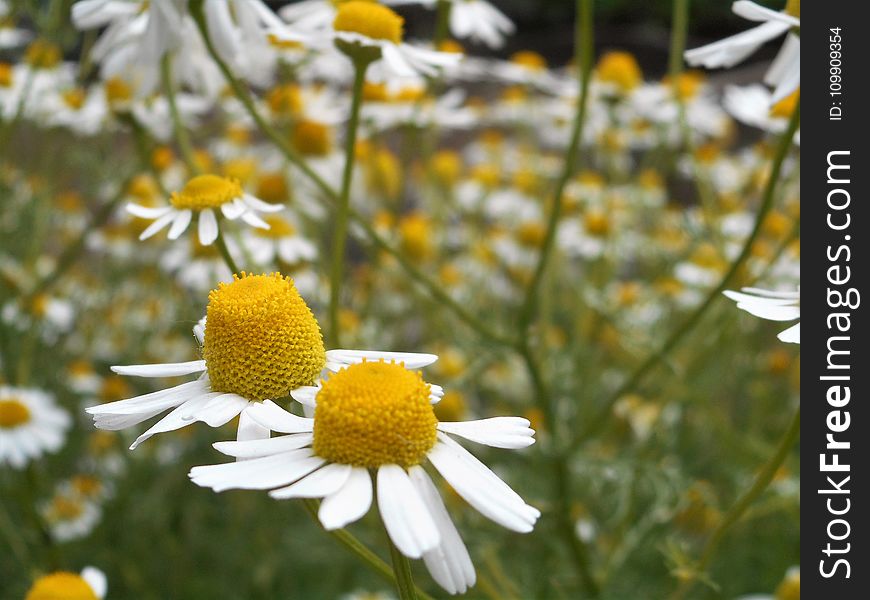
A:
241,214,319,268
724,286,800,343
40,490,103,542
684,0,799,102
127,173,283,246
0,386,72,469
25,567,107,600
190,359,539,595
724,85,800,144
275,1,461,80
0,1,32,48
85,273,437,448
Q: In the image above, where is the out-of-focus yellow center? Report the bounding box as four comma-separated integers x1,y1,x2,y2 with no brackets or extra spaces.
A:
510,50,547,71
0,62,12,87
664,70,705,100
364,148,401,200
255,215,297,239
596,51,642,92
690,243,725,270
222,158,258,184
313,361,437,468
0,398,31,428
584,210,611,237
71,475,103,498
399,213,433,261
333,1,404,44
775,570,800,600
256,172,290,204
61,88,86,110
47,496,85,521
25,572,98,600
203,273,326,400
170,175,242,210
785,0,800,19
104,77,133,106
430,150,463,186
517,221,546,248
769,89,799,119
24,39,62,69
266,84,303,116
292,120,333,157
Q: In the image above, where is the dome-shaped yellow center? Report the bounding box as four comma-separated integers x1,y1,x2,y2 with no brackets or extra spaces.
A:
25,572,98,600
313,361,437,468
596,51,642,92
203,273,326,400
0,398,31,428
170,175,243,210
333,1,404,44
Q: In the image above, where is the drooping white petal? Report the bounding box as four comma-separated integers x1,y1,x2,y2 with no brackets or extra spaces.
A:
189,449,324,492
126,203,172,219
290,385,320,408
325,349,438,370
214,433,314,459
684,21,788,69
409,466,476,595
319,467,374,529
86,380,208,417
240,209,270,230
198,208,219,245
182,393,249,427
269,462,352,499
139,210,177,240
111,360,206,378
129,392,223,449
732,0,800,27
437,417,535,449
427,434,540,533
242,193,284,212
778,322,800,344
377,465,441,558
245,400,315,433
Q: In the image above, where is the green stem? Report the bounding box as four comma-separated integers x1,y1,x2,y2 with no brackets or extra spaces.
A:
329,58,370,348
161,54,199,174
573,100,801,451
388,535,420,600
301,499,434,600
433,0,452,47
214,226,240,274
517,0,594,330
667,0,689,79
670,406,801,600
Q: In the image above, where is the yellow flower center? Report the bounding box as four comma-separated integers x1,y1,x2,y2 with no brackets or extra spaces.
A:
170,174,243,210
151,146,175,172
770,89,800,119
203,273,326,400
0,398,31,428
256,172,290,203
61,88,87,110
47,496,85,521
471,163,500,188
584,210,611,237
596,51,642,92
438,39,465,54
71,475,103,498
333,1,404,44
510,50,547,71
690,243,725,269
291,120,333,157
222,158,258,184
313,361,437,468
398,213,433,261
255,215,297,239
25,572,98,600
785,0,800,19
104,77,133,107
434,390,467,422
364,148,401,200
24,39,62,69
266,84,303,117
429,150,463,186
0,62,13,88
664,70,705,100
517,221,546,248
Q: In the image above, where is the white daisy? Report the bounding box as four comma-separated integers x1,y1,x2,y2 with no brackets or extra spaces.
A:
85,273,439,449
127,173,284,246
724,286,800,343
25,567,108,600
724,84,800,144
0,386,72,469
684,0,799,102
190,359,539,596
240,214,319,267
273,1,461,80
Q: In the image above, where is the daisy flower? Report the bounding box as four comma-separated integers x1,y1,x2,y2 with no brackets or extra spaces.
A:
0,386,72,469
724,286,800,343
127,173,284,246
240,214,319,268
275,1,461,80
684,0,799,102
190,359,539,595
85,272,439,449
24,567,107,600
724,85,800,144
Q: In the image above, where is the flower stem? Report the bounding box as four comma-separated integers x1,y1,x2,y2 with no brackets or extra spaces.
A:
670,406,801,600
160,54,199,175
387,533,420,600
329,58,370,348
433,0,452,47
214,226,240,274
667,0,689,79
572,99,801,451
301,499,434,600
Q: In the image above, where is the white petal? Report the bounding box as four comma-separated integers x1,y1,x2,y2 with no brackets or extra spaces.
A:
86,380,208,417
269,462,352,499
319,467,373,529
684,21,788,69
733,0,800,27
198,208,219,245
236,408,271,442
214,433,314,459
241,210,270,229
243,193,284,212
221,199,247,220
183,393,249,427
167,209,193,240
80,567,107,599
290,385,320,408
245,399,315,433
778,322,800,344
437,417,536,449
377,465,441,558
111,360,206,378
126,203,172,219
409,466,476,595
325,349,438,370
189,449,324,492
427,434,540,533
129,392,222,449
139,211,177,240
